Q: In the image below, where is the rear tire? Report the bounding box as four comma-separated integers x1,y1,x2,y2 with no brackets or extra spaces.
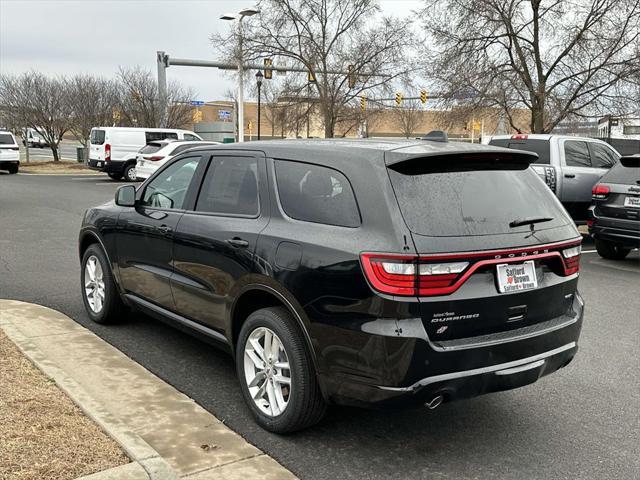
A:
81,244,126,324
236,307,326,433
8,165,18,174
108,172,123,180
595,239,630,260
123,164,137,182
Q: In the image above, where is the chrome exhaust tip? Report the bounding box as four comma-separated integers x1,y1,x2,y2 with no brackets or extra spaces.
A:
425,395,444,410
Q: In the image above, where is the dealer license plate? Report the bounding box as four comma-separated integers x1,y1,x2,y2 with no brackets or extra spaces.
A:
97,161,103,167
624,196,640,208
496,261,538,293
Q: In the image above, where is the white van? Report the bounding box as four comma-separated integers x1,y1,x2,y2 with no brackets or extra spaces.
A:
88,127,203,181
22,128,48,148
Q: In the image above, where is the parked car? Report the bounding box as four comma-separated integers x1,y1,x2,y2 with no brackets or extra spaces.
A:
78,139,584,433
22,128,48,148
0,130,20,174
135,140,219,180
588,154,640,259
87,127,203,181
488,134,620,221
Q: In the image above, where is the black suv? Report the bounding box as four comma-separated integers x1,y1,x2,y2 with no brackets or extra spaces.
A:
589,154,640,259
78,139,584,433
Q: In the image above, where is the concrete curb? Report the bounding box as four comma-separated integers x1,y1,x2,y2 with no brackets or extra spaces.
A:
0,299,297,480
1,322,177,480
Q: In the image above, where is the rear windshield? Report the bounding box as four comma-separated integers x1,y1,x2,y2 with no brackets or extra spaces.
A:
0,133,15,145
388,162,569,237
602,161,640,185
489,138,550,165
90,129,105,145
139,143,164,154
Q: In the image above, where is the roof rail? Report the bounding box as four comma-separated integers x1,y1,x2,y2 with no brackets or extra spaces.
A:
422,130,448,143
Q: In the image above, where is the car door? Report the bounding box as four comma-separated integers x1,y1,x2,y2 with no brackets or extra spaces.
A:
116,155,203,310
171,152,269,334
561,139,602,204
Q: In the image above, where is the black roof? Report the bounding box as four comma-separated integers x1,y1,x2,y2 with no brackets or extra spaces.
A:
184,138,539,165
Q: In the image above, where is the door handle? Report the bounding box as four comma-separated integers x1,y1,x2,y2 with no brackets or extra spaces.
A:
157,224,173,235
564,173,576,178
226,237,249,248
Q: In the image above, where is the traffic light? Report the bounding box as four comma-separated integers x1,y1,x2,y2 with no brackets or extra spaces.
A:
264,58,273,80
308,64,316,83
420,89,428,104
348,65,356,89
395,92,403,105
112,109,121,124
192,109,203,123
132,90,141,102
360,95,367,112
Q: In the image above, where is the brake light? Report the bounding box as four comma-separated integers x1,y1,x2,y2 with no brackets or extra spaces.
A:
144,155,165,162
592,184,609,199
511,134,528,140
105,143,111,161
562,245,581,275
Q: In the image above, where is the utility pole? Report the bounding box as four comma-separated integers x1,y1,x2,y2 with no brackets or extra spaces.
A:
157,51,168,128
237,20,245,142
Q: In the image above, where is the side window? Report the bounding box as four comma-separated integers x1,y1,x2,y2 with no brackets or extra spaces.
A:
184,134,200,141
275,160,360,227
141,156,200,210
145,131,178,142
564,141,591,167
589,143,618,169
196,156,259,216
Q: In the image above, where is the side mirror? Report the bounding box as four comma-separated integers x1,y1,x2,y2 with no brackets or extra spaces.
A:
115,185,136,207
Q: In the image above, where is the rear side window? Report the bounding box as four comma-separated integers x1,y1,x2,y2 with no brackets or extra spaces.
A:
589,143,618,168
171,144,196,156
196,157,259,216
145,131,178,143
90,129,105,145
275,160,360,227
488,138,550,164
184,134,200,141
564,141,591,167
0,133,15,145
388,160,569,237
601,161,640,185
139,143,163,154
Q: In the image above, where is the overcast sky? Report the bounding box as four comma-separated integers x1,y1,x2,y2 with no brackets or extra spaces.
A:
0,0,421,101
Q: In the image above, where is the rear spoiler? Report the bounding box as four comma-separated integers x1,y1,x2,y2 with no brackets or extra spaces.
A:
385,143,539,169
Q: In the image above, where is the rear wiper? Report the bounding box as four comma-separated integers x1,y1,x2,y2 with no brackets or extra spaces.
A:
509,216,554,228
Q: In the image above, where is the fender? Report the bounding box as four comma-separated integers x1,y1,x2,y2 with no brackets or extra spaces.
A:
78,228,125,294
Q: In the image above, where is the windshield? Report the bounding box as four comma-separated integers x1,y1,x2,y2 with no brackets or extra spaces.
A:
388,163,569,237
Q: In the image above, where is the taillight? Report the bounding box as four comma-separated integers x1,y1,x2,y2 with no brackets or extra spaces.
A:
105,143,111,161
511,134,528,140
144,155,165,162
592,184,609,199
562,245,581,275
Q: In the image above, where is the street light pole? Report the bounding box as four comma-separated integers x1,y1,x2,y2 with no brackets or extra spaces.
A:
255,70,263,140
221,7,259,143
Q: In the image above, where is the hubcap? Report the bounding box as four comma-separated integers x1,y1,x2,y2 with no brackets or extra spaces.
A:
84,255,105,313
243,327,291,417
127,167,137,181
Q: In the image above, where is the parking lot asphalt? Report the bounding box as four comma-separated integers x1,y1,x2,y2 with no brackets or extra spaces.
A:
1,173,639,480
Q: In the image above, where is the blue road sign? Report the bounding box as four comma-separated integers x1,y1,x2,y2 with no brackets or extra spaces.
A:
218,110,232,121
191,100,205,106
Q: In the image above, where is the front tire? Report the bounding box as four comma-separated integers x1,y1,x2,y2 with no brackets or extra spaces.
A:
595,239,630,260
123,164,137,182
236,307,326,433
81,244,126,324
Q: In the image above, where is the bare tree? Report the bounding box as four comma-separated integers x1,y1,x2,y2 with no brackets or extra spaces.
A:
212,0,416,138
0,71,72,161
116,67,194,128
391,100,423,138
67,75,119,147
422,0,640,133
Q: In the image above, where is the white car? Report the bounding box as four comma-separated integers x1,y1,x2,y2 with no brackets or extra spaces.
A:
0,130,20,174
135,140,219,180
88,127,203,181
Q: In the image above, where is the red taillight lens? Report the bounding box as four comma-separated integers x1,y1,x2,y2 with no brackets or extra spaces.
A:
360,253,416,296
562,245,581,275
105,143,111,161
592,184,609,199
144,155,165,162
511,134,528,140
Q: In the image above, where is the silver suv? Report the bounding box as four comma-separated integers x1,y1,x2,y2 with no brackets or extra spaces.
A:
488,134,620,221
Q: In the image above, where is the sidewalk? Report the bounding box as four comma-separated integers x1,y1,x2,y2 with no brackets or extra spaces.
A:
0,299,297,480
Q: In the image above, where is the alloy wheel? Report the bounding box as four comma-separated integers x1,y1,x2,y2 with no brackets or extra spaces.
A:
84,255,105,313
243,327,292,417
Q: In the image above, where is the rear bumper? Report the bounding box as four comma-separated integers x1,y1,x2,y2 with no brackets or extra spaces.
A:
0,160,20,167
88,159,124,174
318,293,584,409
589,210,640,248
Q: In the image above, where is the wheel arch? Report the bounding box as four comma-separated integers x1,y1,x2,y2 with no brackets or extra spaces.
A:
78,230,122,291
